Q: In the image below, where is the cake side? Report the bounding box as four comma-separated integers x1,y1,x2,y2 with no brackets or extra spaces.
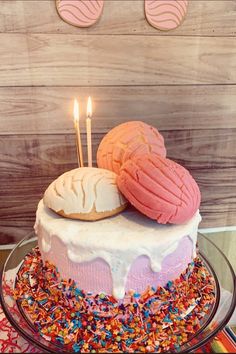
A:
35,199,201,299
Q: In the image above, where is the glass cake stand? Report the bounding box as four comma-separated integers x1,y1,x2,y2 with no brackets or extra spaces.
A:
0,232,235,353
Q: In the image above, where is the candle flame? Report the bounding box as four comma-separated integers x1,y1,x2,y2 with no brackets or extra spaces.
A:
87,96,92,118
73,98,79,123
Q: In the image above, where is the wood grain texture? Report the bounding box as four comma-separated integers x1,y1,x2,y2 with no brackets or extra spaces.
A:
1,85,236,134
0,130,235,242
0,0,236,241
0,226,32,245
0,250,11,265
1,34,236,86
1,130,235,176
0,0,236,36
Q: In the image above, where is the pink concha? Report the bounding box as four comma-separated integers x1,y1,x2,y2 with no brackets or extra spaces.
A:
117,154,201,224
56,0,104,28
97,121,166,175
145,0,188,31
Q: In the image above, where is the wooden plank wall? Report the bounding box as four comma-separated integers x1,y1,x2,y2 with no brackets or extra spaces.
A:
0,0,236,244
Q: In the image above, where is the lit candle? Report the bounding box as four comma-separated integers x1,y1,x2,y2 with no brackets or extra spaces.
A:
86,96,92,167
73,98,84,167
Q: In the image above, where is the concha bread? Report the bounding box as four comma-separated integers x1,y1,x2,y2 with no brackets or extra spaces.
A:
97,121,166,175
43,167,127,221
117,154,201,224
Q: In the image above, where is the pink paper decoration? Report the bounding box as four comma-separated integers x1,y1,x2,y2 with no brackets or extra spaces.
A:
145,0,188,31
56,0,104,28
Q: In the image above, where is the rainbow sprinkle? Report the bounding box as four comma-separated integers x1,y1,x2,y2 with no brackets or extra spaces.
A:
13,247,216,352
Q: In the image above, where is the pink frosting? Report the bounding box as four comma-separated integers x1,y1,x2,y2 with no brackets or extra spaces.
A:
117,154,201,224
145,0,188,31
38,234,193,295
57,0,104,28
97,121,166,175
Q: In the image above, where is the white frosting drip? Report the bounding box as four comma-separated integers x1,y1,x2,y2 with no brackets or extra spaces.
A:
43,167,126,215
35,200,201,299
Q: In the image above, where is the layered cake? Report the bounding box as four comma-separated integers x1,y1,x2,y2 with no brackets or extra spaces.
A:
35,196,201,299
14,121,216,352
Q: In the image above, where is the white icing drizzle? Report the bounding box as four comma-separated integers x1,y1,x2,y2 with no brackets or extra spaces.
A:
35,200,201,299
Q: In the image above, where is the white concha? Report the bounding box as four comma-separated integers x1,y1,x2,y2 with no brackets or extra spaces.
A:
43,167,127,221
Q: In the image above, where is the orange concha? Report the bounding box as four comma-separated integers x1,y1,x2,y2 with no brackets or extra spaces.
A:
117,154,201,224
97,121,166,175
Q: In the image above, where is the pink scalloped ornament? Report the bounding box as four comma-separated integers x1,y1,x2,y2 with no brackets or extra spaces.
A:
97,121,166,175
117,154,201,224
145,0,188,31
56,0,104,28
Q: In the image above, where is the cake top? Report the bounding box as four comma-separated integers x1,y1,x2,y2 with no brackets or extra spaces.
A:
42,121,201,224
36,199,201,298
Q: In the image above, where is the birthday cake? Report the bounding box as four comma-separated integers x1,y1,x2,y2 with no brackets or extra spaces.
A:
35,197,201,300
15,121,216,352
